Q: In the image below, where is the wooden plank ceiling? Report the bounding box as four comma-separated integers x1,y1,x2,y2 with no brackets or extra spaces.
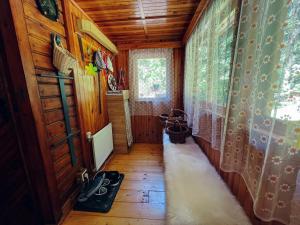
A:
74,0,200,45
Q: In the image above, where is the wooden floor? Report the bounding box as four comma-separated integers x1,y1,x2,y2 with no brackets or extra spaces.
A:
62,144,165,225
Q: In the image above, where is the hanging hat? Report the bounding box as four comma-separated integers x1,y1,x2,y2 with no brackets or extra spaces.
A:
93,50,106,71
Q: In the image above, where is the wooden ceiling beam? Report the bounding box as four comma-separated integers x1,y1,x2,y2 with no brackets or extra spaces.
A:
137,0,148,37
93,14,193,24
182,0,211,43
117,41,183,50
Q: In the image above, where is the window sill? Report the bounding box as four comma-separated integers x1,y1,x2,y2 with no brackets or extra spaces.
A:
136,98,170,102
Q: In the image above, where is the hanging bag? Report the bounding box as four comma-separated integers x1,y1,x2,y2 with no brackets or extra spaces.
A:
53,34,77,75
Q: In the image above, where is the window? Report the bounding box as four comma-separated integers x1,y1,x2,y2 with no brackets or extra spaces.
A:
137,58,167,99
271,4,300,121
129,48,174,116
183,0,239,149
216,9,236,107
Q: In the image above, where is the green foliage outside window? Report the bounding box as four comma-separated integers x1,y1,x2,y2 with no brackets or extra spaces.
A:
137,58,167,99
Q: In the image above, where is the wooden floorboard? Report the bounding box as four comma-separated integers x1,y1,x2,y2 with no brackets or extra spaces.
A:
61,143,165,225
118,172,164,181
63,215,165,225
106,164,164,173
108,159,163,166
115,189,148,203
121,179,165,192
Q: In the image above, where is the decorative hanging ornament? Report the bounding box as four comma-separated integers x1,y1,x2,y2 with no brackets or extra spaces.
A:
85,63,98,76
36,0,59,21
93,50,106,71
117,69,126,90
108,73,117,91
106,56,114,73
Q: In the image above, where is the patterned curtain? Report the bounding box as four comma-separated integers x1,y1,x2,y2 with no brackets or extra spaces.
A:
129,48,175,116
220,0,300,224
184,0,239,149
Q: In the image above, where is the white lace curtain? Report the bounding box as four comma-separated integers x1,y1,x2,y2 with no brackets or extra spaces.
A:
184,0,239,149
184,0,300,224
221,0,300,224
129,48,175,116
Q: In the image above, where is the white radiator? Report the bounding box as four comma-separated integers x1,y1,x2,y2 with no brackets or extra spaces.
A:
92,123,114,171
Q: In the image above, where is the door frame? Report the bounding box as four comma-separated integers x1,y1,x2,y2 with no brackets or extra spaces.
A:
0,1,62,223
0,37,42,225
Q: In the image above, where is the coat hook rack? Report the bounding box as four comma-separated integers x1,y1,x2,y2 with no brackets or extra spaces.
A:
38,72,77,166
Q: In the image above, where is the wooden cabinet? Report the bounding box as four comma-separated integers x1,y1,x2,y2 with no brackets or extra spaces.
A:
106,90,133,153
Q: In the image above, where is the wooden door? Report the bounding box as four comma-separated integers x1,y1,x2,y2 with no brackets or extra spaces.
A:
0,40,41,225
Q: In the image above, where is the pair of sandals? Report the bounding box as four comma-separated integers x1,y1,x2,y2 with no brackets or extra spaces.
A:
94,171,119,196
77,171,120,202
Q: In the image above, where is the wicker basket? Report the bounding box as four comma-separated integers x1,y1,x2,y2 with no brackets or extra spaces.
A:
53,35,77,75
159,113,169,126
164,109,188,131
168,109,188,123
160,108,188,128
166,120,187,129
171,108,186,117
166,120,189,144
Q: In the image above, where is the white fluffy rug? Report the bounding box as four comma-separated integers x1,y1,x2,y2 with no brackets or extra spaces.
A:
163,134,252,225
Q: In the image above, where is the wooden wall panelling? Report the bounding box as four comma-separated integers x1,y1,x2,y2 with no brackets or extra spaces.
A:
114,50,129,89
173,47,185,109
34,57,83,213
131,115,162,144
117,41,183,50
8,0,85,223
63,0,111,172
194,137,285,225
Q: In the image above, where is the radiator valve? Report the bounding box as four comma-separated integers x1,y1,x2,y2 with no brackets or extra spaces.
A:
86,131,92,143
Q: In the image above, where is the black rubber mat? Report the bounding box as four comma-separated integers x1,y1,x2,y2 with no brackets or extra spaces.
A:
74,173,124,213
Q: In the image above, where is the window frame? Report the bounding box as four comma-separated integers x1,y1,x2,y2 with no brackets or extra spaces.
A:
136,57,168,101
195,6,239,118
132,52,173,102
